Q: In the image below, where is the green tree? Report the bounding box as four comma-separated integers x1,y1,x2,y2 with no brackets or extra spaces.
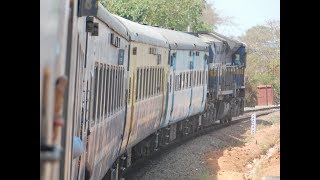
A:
240,20,280,106
100,0,219,32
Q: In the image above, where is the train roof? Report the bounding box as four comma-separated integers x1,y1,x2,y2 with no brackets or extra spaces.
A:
196,33,223,44
150,27,208,51
193,32,246,54
112,15,169,48
96,3,129,40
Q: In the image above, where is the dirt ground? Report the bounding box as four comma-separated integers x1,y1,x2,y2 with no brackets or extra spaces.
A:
205,111,280,180
125,110,280,180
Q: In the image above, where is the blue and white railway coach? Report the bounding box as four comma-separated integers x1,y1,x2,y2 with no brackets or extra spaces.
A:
151,27,209,131
112,15,170,156
69,3,130,180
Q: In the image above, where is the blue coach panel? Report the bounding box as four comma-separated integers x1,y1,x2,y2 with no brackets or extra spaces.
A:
151,27,209,127
112,14,170,155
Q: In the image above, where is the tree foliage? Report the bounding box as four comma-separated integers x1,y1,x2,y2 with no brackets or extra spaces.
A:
100,0,219,32
240,20,280,106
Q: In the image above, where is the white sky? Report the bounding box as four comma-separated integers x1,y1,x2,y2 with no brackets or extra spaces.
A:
207,0,280,37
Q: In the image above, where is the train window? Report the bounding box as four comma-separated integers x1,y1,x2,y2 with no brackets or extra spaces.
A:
196,71,198,86
114,66,118,112
180,73,183,90
181,73,184,89
197,71,200,86
159,68,161,94
195,71,197,86
143,68,147,99
189,71,192,87
177,74,180,91
101,65,106,118
190,71,192,87
105,65,109,116
108,66,111,114
195,71,198,86
194,71,197,87
154,68,158,95
133,47,137,55
149,47,157,55
184,72,187,89
186,72,189,88
114,67,117,111
109,66,113,114
200,71,202,85
158,68,161,94
174,75,177,91
146,68,149,98
154,68,157,95
92,64,98,125
135,68,139,101
152,68,155,96
115,67,118,111
194,71,196,87
149,68,152,97
98,64,104,121
198,71,201,86
116,67,119,111
203,71,205,85
116,67,119,110
189,71,191,87
157,54,161,65
185,72,187,89
112,66,115,114
139,68,143,100
175,74,178,90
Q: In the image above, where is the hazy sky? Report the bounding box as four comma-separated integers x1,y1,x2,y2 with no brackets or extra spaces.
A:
207,0,280,37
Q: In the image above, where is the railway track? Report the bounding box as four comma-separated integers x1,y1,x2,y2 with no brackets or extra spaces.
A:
122,106,280,179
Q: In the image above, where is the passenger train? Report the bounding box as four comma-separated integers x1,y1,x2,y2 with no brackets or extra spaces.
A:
40,1,246,180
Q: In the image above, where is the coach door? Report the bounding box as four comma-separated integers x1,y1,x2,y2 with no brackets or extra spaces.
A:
69,35,88,180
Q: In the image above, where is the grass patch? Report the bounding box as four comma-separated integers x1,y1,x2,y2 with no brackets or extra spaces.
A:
198,169,211,180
